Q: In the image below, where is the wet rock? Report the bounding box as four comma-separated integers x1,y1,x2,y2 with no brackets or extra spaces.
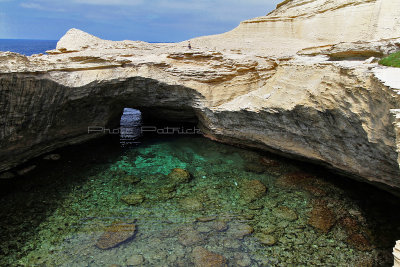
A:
167,168,191,184
96,222,136,249
122,175,141,184
180,197,203,211
43,154,61,160
121,193,145,205
228,223,254,239
0,172,15,179
308,201,336,233
17,165,36,176
244,162,266,174
256,233,277,246
192,246,227,267
239,179,267,203
347,233,372,251
272,206,298,221
126,254,144,266
178,227,202,246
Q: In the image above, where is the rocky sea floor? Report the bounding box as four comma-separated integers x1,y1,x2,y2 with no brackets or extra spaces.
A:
1,134,400,266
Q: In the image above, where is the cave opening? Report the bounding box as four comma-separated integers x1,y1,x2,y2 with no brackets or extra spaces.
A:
119,108,142,148
117,106,202,148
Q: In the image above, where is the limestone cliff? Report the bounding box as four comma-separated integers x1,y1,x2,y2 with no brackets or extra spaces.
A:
0,0,399,195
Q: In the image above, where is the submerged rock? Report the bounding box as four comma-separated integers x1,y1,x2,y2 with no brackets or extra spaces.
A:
211,219,229,232
126,254,144,266
339,216,373,251
121,193,145,205
244,162,267,174
347,233,372,251
178,227,203,247
235,253,252,267
192,246,227,267
276,172,328,196
239,179,267,203
167,168,191,184
180,197,203,211
272,206,298,222
96,222,136,249
228,223,254,239
307,201,336,233
256,233,277,246
160,183,176,194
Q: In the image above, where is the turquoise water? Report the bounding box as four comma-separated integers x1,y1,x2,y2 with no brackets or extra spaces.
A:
1,133,400,266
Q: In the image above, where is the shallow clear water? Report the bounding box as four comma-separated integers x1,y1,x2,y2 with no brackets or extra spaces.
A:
1,133,400,266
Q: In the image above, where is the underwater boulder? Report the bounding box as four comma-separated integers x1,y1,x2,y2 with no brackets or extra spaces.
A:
167,168,191,184
239,179,267,203
272,206,298,222
96,221,136,249
307,201,336,233
192,246,227,267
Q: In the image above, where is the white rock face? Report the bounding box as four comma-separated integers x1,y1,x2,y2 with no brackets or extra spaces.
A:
395,240,400,267
0,0,399,194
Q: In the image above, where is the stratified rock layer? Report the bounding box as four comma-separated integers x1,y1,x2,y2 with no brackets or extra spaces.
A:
0,0,399,195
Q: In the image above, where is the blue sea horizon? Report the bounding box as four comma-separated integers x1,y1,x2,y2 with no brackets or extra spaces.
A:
0,39,176,56
0,39,58,56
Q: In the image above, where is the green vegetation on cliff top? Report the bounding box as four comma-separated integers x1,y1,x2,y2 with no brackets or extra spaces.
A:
379,51,400,68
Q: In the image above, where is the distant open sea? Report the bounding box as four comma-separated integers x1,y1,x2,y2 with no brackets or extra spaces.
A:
0,39,57,56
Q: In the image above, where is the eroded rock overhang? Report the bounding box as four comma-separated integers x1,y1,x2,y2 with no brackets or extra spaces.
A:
0,0,400,194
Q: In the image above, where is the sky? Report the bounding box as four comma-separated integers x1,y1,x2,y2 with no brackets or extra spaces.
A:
0,0,281,42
